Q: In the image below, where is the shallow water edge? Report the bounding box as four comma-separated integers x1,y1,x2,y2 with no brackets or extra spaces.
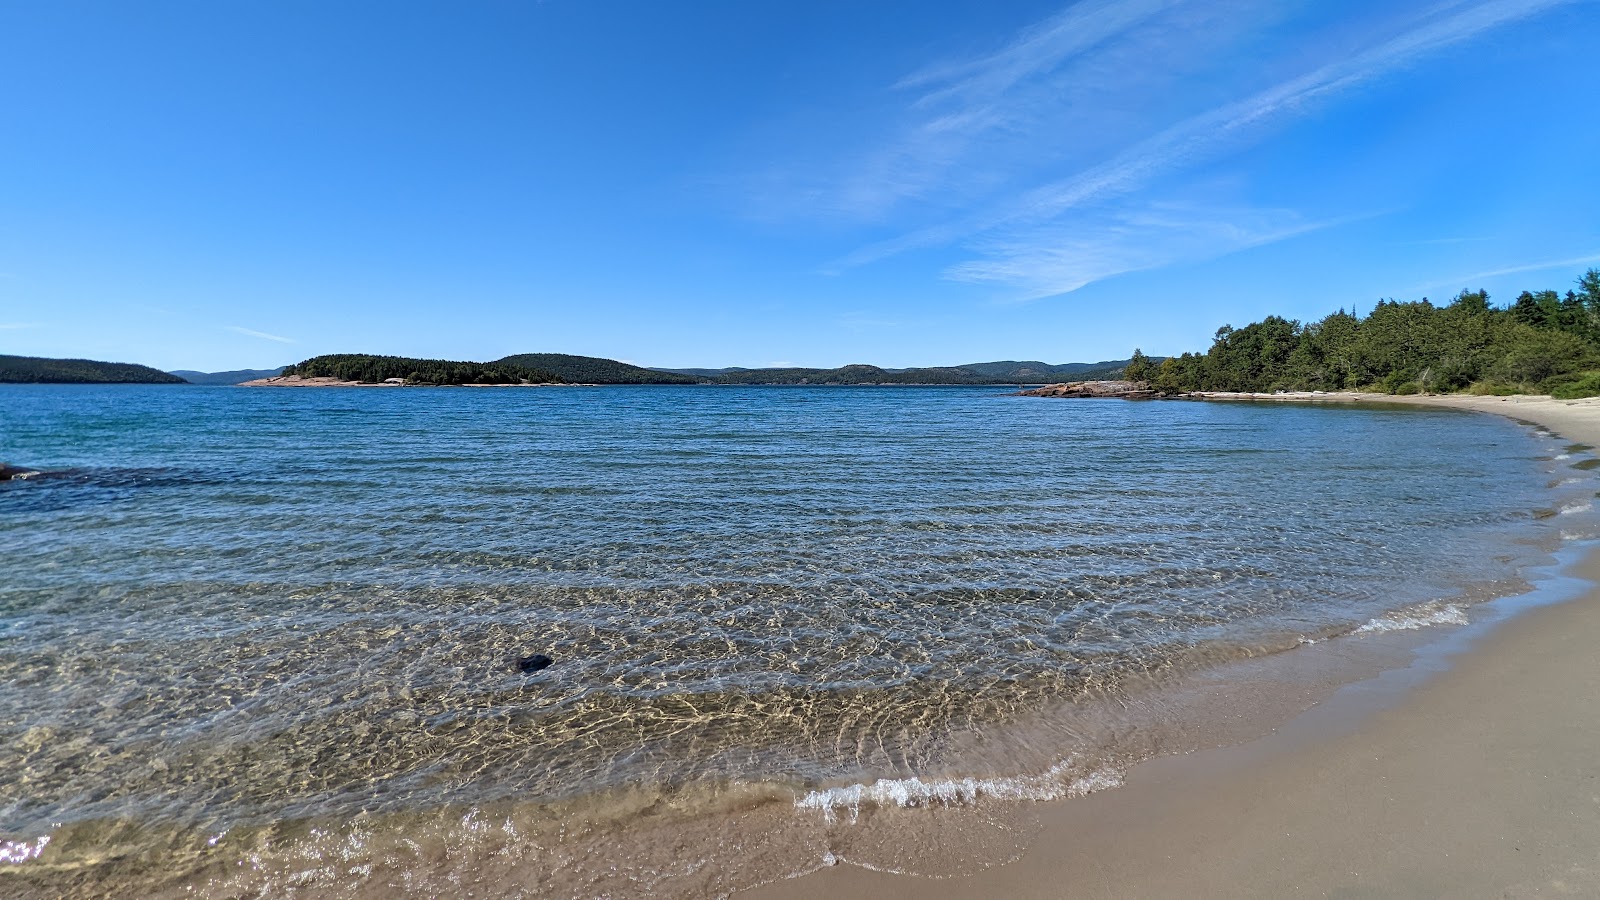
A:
3,388,1598,897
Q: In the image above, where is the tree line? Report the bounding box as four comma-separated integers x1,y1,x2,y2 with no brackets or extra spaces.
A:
492,353,698,384
283,354,564,385
1124,269,1600,398
0,354,187,384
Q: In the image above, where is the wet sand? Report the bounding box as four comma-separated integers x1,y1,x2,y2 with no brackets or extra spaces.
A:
744,392,1600,899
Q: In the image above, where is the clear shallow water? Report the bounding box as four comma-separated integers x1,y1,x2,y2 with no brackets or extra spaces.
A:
2,385,1595,896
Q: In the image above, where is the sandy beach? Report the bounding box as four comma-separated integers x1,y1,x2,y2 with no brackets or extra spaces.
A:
742,392,1600,899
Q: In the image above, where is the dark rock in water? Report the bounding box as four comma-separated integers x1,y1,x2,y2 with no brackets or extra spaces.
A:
518,653,554,674
0,463,44,481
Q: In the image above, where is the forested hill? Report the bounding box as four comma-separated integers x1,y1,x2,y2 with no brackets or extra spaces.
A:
950,359,1136,380
272,353,1145,386
493,353,697,384
169,367,286,385
710,364,977,385
283,355,564,385
0,354,187,384
660,359,1139,384
1137,269,1600,399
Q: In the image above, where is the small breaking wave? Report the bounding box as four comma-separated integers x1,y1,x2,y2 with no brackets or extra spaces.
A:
1355,600,1469,634
795,760,1122,823
0,835,51,866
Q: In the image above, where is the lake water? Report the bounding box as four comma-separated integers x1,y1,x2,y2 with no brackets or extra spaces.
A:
2,384,1595,897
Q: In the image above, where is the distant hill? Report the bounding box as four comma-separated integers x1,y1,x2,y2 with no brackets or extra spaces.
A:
0,354,187,384
952,359,1141,380
253,353,1149,387
285,354,564,385
708,364,978,385
494,353,698,384
169,367,287,385
650,366,754,378
656,358,1147,385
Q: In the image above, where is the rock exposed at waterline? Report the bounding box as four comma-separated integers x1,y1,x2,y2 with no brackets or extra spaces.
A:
1017,380,1157,399
518,653,554,674
0,463,44,481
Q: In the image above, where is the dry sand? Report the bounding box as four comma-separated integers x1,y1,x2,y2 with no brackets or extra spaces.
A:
742,392,1600,900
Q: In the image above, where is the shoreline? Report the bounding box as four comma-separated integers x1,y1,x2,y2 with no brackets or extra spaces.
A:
8,389,1596,898
741,392,1600,899
238,375,580,387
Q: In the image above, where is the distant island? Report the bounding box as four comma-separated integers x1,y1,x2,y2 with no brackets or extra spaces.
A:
494,354,696,384
1,351,1141,387
271,354,566,385
0,354,186,384
168,367,286,385
247,353,1145,386
10,269,1600,395
653,359,1134,384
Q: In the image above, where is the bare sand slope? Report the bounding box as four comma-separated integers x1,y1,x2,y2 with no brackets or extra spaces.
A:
743,393,1600,899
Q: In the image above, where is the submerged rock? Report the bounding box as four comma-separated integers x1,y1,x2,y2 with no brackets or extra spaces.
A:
0,463,44,481
1017,380,1157,399
518,653,554,674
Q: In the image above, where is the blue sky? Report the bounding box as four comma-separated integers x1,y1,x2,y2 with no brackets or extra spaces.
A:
2,0,1597,371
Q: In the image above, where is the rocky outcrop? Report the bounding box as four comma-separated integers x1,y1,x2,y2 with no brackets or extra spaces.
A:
1017,380,1157,399
0,463,44,481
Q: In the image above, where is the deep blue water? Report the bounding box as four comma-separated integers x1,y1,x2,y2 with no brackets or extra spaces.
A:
0,384,1589,894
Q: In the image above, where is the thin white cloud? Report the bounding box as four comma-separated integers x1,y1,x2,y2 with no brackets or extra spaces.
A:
226,325,296,344
813,0,1237,223
948,205,1362,301
1398,236,1495,246
1014,0,1570,221
1413,252,1600,292
806,0,1579,299
836,0,1575,281
0,322,41,330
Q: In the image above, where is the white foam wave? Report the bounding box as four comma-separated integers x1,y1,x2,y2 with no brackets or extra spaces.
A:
1355,601,1468,634
0,835,51,865
795,759,1122,823
1559,501,1593,516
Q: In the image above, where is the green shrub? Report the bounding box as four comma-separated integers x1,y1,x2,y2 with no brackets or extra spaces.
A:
1393,382,1422,395
1422,359,1475,393
1467,381,1517,396
1490,328,1594,387
1382,370,1420,394
1548,371,1600,399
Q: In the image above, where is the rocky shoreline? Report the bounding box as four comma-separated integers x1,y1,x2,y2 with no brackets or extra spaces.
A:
1016,380,1158,399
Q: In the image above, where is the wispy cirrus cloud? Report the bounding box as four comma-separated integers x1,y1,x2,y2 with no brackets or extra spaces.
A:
768,0,1579,299
804,0,1248,224
949,205,1367,301
226,325,295,344
837,0,1190,217
1411,252,1600,293
0,322,42,330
